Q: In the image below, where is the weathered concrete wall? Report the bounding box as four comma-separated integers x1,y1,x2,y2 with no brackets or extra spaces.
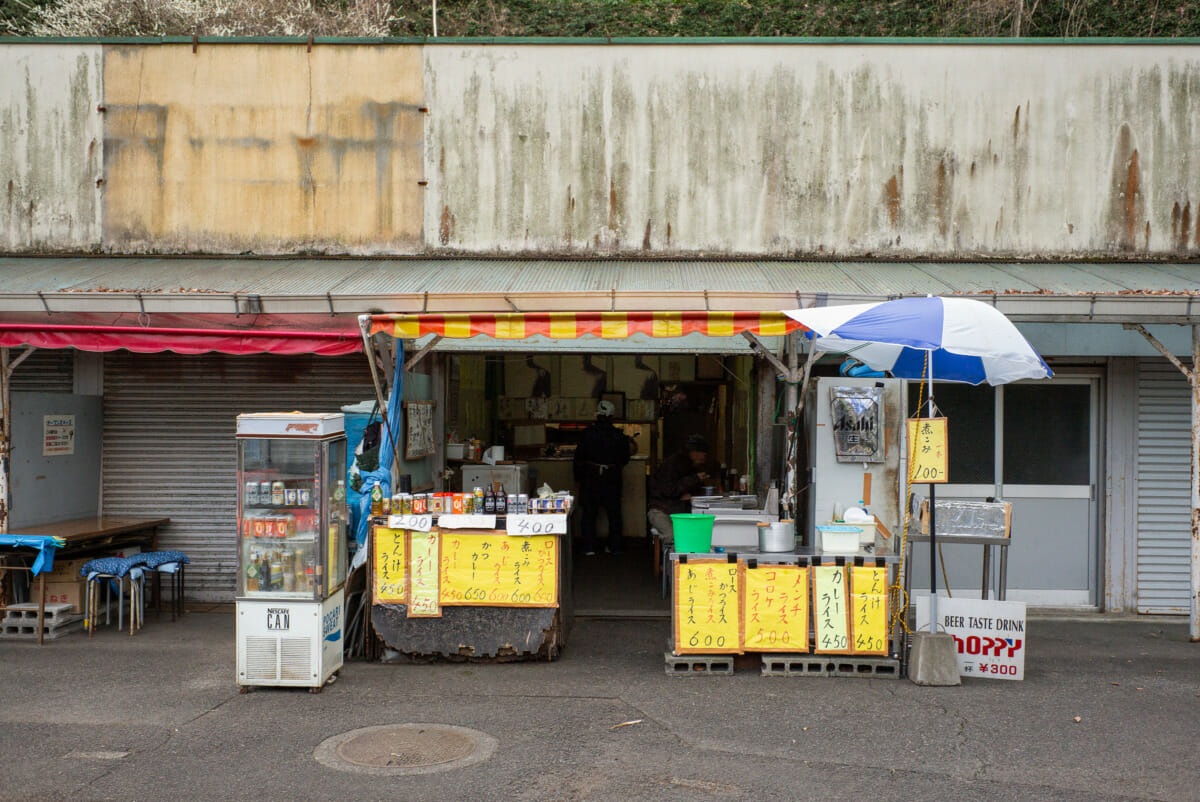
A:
102,44,424,255
0,45,102,252
425,44,1200,258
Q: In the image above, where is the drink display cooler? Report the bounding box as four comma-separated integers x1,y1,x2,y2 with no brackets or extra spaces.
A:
234,413,347,691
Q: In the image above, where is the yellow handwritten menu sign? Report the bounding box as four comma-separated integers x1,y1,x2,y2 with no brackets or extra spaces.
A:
407,531,441,617
849,566,889,655
742,563,809,653
907,417,949,484
813,565,851,654
674,559,742,654
373,527,408,604
439,532,558,607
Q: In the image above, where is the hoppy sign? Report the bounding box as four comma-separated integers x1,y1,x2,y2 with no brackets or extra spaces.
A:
916,596,1026,680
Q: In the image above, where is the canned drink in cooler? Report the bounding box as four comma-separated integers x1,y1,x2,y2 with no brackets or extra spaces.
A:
285,488,298,506
253,516,268,538
245,482,259,506
260,481,272,504
275,516,289,538
299,489,311,506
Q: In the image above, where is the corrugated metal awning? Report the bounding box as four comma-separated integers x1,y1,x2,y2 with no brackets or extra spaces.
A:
1,257,1199,322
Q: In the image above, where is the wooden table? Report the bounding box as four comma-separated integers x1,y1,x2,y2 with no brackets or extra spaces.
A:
0,517,169,645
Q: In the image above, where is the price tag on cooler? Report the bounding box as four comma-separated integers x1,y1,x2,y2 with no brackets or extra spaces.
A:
916,596,1026,680
506,514,567,536
387,513,433,532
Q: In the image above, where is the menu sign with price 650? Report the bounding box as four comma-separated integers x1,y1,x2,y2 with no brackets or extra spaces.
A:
906,417,948,484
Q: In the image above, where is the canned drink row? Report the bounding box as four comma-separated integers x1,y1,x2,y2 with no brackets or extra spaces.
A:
245,480,312,507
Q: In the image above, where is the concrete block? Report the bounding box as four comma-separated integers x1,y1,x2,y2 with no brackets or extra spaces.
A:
908,632,961,686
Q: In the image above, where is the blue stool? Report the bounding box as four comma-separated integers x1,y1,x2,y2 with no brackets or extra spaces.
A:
134,551,190,620
80,557,145,636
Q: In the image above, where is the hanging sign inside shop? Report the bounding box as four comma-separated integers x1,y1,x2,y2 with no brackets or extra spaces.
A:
373,527,409,604
42,414,75,456
439,532,558,607
505,514,567,536
407,531,441,617
812,565,851,654
830,386,885,463
915,596,1026,680
906,417,949,483
849,566,889,656
673,559,742,655
388,514,433,532
741,563,809,653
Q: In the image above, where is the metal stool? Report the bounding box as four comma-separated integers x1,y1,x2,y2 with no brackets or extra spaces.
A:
80,557,145,636
135,551,190,620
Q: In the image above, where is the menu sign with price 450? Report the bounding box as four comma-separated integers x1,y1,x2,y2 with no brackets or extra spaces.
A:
916,596,1026,681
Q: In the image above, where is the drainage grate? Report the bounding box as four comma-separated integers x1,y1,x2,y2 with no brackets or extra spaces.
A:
314,724,497,776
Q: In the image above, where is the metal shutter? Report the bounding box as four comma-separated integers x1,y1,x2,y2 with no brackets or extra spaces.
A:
101,352,376,601
9,349,73,393
1135,359,1192,614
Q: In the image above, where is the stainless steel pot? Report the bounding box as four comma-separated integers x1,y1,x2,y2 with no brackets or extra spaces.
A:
756,520,795,552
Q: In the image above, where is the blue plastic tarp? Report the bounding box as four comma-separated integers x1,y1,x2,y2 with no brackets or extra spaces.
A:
0,534,64,575
353,341,404,548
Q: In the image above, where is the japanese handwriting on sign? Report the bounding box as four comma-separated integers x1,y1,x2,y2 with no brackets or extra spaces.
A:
672,559,742,655
407,531,441,617
907,417,949,484
849,566,889,656
439,532,558,607
506,514,567,536
813,565,850,654
372,527,408,604
742,564,810,653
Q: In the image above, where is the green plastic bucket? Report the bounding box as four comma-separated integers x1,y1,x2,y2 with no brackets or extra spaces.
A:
671,513,715,553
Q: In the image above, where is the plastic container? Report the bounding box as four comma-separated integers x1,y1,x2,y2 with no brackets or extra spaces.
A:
671,513,716,553
816,524,863,554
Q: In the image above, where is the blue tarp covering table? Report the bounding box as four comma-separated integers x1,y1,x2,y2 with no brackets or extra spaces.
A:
0,534,64,576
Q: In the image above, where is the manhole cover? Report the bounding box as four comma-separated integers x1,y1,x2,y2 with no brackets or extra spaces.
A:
314,724,497,776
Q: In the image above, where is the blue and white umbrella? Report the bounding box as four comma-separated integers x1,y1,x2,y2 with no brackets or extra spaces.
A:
783,296,1051,385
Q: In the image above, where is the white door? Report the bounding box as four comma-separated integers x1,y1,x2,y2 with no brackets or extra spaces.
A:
906,376,1099,608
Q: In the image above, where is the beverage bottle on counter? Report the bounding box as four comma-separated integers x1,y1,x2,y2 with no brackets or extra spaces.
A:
483,485,496,514
370,481,383,516
496,484,508,514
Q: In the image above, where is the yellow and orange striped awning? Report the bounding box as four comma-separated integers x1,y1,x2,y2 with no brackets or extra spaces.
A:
367,311,804,340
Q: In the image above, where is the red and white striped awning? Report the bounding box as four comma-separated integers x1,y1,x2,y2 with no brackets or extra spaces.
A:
367,311,804,340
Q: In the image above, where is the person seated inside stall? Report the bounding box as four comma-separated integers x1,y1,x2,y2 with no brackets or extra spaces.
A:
646,434,710,541
573,400,631,556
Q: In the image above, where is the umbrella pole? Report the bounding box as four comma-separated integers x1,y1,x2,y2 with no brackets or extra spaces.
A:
926,350,940,634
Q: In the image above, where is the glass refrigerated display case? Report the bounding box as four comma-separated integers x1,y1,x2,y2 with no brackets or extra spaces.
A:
235,412,347,690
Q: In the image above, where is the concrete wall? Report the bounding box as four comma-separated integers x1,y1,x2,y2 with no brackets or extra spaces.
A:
4,41,1200,258
427,44,1200,258
0,45,102,252
102,44,424,255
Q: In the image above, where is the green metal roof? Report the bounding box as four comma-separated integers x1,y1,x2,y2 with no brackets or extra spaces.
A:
0,257,1198,322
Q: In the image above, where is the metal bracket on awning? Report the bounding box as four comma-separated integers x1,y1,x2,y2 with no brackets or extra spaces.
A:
504,296,520,312
37,292,51,315
405,335,443,371
741,331,791,379
4,346,36,379
326,292,335,316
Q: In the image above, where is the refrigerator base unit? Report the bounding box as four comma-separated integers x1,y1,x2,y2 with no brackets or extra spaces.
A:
236,590,344,689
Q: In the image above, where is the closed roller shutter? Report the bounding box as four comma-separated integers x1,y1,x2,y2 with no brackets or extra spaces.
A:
102,352,375,601
1136,359,1192,614
10,349,73,393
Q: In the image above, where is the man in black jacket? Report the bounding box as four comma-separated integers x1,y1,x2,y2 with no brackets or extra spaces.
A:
647,434,710,538
573,400,631,555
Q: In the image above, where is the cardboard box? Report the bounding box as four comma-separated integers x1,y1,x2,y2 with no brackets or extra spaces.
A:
45,558,92,581
42,580,87,613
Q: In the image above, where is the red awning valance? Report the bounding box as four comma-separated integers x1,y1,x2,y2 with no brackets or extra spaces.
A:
367,311,803,340
0,324,361,356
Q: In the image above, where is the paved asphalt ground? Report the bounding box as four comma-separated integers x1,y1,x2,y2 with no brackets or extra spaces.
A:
1,608,1197,801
